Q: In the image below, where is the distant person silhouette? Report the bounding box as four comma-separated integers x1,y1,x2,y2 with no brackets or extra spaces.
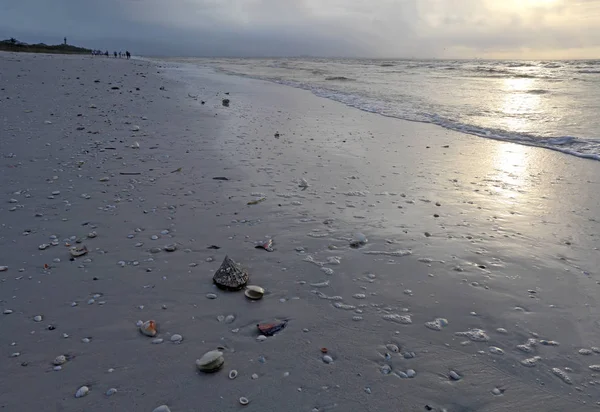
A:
125,51,131,59
114,51,117,58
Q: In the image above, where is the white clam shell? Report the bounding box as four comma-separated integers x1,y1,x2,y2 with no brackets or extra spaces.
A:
239,397,250,405
152,406,171,412
170,334,183,343
196,350,224,372
244,285,265,300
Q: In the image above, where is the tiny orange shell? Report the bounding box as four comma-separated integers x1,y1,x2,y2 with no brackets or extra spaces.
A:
320,347,328,353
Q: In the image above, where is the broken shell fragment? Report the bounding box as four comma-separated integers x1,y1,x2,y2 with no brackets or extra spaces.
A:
196,350,225,373
213,255,249,291
139,320,158,337
255,238,274,252
53,355,67,365
257,320,287,336
228,369,238,379
245,285,265,300
70,246,88,258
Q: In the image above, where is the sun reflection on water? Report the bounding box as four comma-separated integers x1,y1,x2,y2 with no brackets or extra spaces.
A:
499,77,542,133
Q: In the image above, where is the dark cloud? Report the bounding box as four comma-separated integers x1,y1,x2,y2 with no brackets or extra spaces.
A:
1,0,599,58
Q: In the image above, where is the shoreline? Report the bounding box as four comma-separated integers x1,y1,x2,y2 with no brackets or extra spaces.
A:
1,52,599,411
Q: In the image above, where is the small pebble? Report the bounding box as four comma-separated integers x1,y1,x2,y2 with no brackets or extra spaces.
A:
256,335,267,342
0,266,7,272
492,388,503,396
152,406,171,412
75,386,90,398
406,369,416,378
322,355,334,364
4,309,13,315
106,388,117,396
152,338,164,344
251,373,259,380
170,334,183,343
33,315,42,322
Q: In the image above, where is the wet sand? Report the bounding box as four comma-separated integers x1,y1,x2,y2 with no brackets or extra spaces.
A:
1,52,600,411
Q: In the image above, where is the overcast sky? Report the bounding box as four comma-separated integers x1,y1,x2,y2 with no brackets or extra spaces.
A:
1,0,599,58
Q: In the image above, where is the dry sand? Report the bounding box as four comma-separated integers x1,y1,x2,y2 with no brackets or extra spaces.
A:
1,52,600,411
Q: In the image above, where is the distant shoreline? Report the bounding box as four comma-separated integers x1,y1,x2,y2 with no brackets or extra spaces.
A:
0,40,92,55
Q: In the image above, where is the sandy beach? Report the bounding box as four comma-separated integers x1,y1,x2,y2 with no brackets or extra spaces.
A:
1,52,600,412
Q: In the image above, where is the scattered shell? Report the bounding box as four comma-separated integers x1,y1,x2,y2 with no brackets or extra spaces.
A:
53,355,67,366
87,231,97,238
239,397,249,406
350,232,368,248
489,346,505,355
251,373,259,380
492,388,503,396
588,365,600,371
131,125,140,131
381,364,392,374
0,266,7,271
245,285,265,300
152,406,171,412
455,328,489,342
206,293,218,299
386,344,400,353
322,355,334,364
196,350,225,373
170,334,183,344
256,335,267,342
229,369,238,379
424,318,448,331
255,238,274,252
38,243,50,250
152,338,164,344
75,386,89,398
139,320,158,337
520,356,541,367
257,320,287,336
69,246,88,258
299,178,310,188
33,315,43,322
4,309,13,315
382,314,412,324
164,244,177,252
106,388,117,396
551,368,572,384
213,256,249,291
579,348,593,355
225,314,236,324
449,370,462,381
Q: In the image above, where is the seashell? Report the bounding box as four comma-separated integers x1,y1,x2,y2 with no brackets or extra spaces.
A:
386,344,400,353
299,178,309,188
152,338,164,344
257,320,287,336
106,388,117,396
70,246,88,258
196,350,224,373
152,406,171,412
87,231,97,238
255,238,274,252
75,386,90,398
139,320,158,337
170,334,183,343
225,314,236,324
245,285,265,300
0,266,7,271
449,370,461,381
320,347,328,353
229,369,238,379
256,335,267,342
53,355,67,365
239,397,249,406
251,373,259,380
163,244,177,252
322,355,334,364
33,315,43,322
213,256,249,290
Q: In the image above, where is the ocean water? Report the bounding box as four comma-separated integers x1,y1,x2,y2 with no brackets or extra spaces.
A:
176,58,600,160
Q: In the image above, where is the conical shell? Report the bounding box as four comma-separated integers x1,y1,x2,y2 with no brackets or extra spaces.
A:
213,256,249,291
196,350,224,373
139,320,157,337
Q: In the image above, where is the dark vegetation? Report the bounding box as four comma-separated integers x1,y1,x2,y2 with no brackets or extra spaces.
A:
0,38,92,54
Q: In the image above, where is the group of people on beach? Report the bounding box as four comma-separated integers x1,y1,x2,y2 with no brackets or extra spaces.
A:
91,50,131,59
